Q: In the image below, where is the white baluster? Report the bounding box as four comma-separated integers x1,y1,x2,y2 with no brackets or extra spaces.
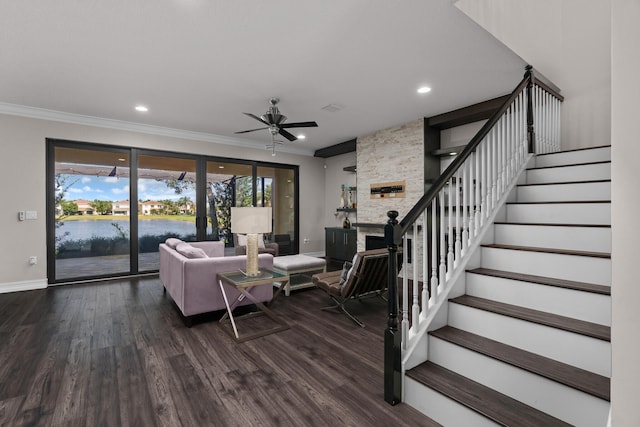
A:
430,201,438,307
474,147,481,233
447,178,454,276
402,232,409,346
439,191,446,286
421,210,429,316
455,170,461,264
411,222,419,330
462,159,469,254
468,152,476,241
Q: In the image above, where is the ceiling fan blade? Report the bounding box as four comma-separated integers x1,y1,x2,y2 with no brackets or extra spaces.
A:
280,121,318,129
234,127,269,134
243,112,270,126
278,128,298,141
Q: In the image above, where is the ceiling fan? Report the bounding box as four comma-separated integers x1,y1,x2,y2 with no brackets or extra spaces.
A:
235,97,318,142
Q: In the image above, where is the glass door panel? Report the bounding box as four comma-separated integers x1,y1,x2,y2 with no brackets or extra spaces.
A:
137,154,197,272
205,161,253,247
53,146,131,281
257,166,296,255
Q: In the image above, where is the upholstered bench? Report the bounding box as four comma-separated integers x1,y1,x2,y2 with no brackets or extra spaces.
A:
272,254,327,296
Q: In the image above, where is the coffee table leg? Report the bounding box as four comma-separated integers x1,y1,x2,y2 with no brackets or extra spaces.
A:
270,278,289,303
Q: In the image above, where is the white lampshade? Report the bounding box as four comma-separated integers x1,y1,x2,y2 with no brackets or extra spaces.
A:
231,207,272,234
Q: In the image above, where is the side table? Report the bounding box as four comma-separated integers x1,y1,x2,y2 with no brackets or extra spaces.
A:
217,269,290,342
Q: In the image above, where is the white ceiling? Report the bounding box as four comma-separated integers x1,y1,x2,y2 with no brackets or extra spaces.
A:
0,0,525,156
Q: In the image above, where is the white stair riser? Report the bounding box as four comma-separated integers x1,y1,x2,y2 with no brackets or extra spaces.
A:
404,377,500,427
516,181,610,202
535,147,611,167
466,273,611,326
526,163,610,184
428,337,609,427
494,223,612,253
448,303,611,376
481,246,611,286
506,202,611,225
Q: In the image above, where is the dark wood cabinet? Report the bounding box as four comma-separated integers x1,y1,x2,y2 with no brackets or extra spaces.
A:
325,227,357,265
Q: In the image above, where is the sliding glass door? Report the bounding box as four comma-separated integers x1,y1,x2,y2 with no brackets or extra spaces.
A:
257,166,297,255
137,153,198,272
204,160,253,245
48,140,299,283
51,145,132,281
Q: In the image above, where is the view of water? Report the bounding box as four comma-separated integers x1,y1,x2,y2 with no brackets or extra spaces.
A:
57,219,210,242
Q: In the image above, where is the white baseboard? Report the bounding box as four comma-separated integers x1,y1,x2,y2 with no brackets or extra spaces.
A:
0,279,48,294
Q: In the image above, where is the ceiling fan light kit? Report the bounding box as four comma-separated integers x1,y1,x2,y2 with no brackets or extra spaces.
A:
235,98,318,156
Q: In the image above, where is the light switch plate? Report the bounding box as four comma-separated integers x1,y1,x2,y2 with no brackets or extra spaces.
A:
26,211,37,220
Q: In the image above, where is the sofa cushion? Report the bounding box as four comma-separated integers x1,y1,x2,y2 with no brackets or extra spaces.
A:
175,242,208,259
165,237,183,249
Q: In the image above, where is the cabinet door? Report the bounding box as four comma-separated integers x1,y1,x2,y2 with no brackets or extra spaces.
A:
345,230,357,261
325,229,337,260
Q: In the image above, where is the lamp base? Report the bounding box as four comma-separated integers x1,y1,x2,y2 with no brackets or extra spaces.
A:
245,233,260,277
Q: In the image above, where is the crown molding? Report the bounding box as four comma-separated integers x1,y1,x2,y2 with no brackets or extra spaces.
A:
0,102,316,157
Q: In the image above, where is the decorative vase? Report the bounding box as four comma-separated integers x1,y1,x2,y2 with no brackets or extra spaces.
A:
339,184,346,208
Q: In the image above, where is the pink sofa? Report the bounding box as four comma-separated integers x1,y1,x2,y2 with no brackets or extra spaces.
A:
159,240,274,326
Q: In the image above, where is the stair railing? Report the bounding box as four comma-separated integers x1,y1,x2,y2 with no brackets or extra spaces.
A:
384,65,564,405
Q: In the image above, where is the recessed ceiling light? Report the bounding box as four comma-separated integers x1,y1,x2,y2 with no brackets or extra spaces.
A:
449,152,457,156
218,165,224,169
417,86,432,94
118,158,127,162
135,105,148,112
297,134,306,140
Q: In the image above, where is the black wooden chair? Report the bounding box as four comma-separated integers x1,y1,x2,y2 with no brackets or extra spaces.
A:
312,248,388,327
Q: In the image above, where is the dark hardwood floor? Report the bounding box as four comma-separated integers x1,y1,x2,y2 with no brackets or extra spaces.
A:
0,276,439,426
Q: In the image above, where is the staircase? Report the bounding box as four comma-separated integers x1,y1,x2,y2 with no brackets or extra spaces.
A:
404,146,611,426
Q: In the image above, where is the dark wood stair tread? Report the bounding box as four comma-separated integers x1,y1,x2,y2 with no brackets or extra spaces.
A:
449,295,610,341
535,144,610,156
494,221,611,228
517,179,610,187
406,361,573,427
482,243,610,259
506,200,610,205
430,326,610,401
527,160,610,171
467,267,610,295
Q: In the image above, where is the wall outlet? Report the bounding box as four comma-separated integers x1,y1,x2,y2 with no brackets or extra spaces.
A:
303,238,310,244
29,256,37,265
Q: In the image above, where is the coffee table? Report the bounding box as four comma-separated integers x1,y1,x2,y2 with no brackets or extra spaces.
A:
217,269,290,342
272,254,327,296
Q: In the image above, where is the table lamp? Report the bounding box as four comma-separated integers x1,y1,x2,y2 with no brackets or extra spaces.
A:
231,207,272,276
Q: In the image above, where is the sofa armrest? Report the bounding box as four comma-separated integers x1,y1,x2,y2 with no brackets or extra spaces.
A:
180,254,274,316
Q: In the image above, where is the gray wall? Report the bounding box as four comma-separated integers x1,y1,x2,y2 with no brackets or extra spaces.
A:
0,113,326,290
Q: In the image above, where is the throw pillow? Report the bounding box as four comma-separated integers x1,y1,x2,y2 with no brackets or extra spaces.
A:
236,234,247,247
175,242,208,259
237,233,266,249
257,233,266,249
344,253,358,286
165,237,183,249
339,261,353,287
